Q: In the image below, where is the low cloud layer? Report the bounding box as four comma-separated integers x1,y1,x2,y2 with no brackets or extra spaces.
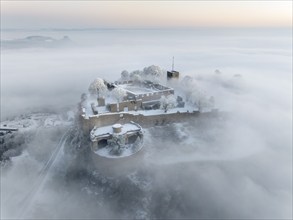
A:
1,28,292,219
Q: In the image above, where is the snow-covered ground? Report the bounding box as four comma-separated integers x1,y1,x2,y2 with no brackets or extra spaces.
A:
0,111,74,131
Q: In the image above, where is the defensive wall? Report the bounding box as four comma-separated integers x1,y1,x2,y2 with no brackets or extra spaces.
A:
133,89,174,102
80,110,218,135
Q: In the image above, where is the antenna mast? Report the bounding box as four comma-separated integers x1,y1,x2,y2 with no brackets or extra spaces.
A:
172,56,174,71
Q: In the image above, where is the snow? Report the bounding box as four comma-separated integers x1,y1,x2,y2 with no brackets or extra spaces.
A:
66,111,75,121
81,77,213,119
134,106,199,116
96,106,108,113
111,87,127,102
0,113,73,132
81,104,202,122
44,117,63,127
88,78,107,95
91,123,141,140
82,89,201,118
93,137,143,159
112,124,122,129
116,82,173,96
90,122,143,159
82,96,110,116
117,84,159,95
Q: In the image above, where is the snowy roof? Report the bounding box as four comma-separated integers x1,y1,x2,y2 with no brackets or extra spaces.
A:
117,84,159,95
112,124,122,129
90,122,141,141
115,81,173,96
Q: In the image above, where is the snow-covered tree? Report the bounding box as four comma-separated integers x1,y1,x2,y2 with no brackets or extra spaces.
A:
108,134,126,155
160,94,177,112
181,75,194,88
143,65,165,83
123,65,165,83
128,70,143,83
88,78,107,98
130,70,142,78
80,93,87,101
112,87,126,102
180,75,196,102
190,89,210,111
132,74,142,83
121,70,129,80
143,65,164,78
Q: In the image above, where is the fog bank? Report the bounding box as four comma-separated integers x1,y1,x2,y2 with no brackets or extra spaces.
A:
1,28,292,219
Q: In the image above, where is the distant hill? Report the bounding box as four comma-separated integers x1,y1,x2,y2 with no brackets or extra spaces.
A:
1,35,72,49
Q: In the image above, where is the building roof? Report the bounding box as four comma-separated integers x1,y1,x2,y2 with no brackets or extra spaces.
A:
114,80,173,97
90,122,142,141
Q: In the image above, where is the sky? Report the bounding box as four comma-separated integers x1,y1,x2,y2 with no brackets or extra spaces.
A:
1,1,292,29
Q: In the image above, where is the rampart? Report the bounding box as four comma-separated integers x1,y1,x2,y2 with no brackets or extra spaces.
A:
80,110,218,135
135,90,174,102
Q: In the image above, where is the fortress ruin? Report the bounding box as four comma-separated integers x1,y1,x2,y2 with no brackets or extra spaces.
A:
79,66,217,158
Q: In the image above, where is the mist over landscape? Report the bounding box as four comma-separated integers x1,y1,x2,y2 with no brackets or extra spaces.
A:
1,27,292,219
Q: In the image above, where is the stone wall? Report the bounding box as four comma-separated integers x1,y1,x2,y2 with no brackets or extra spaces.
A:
118,100,142,111
109,103,118,112
109,100,142,112
80,110,218,135
138,90,174,102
